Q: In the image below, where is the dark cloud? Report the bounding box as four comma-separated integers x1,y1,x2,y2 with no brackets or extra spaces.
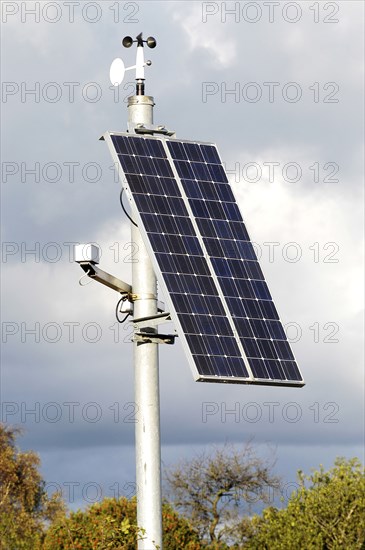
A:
1,1,363,505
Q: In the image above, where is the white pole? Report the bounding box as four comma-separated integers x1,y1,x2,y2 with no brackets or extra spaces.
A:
128,94,163,550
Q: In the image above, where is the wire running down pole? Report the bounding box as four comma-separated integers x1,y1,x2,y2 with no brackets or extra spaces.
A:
128,92,163,550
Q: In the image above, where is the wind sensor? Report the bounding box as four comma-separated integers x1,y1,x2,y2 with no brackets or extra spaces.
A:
110,32,156,95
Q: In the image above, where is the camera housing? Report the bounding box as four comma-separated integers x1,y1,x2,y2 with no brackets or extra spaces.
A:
74,244,100,265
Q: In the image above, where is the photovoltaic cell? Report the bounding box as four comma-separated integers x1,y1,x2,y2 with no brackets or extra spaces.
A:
105,132,304,386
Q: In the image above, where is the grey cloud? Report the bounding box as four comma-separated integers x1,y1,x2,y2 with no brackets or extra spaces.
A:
1,0,363,505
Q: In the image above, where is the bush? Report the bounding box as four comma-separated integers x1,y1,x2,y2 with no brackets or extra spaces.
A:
43,497,202,549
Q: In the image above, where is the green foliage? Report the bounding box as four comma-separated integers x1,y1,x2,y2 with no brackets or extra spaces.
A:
0,423,65,550
3,425,363,550
42,497,138,550
43,497,202,549
244,457,365,550
162,501,202,549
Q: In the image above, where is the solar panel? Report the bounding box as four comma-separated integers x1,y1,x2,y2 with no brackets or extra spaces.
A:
104,132,304,386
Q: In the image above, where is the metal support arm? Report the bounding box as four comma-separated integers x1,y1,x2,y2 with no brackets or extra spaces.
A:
79,262,132,295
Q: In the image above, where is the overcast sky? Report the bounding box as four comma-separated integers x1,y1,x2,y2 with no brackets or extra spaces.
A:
1,0,364,511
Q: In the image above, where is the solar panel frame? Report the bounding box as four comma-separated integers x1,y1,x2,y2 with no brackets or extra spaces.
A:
103,131,304,387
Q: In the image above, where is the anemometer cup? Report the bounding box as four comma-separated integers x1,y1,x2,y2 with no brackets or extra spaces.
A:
122,36,134,48
146,37,157,48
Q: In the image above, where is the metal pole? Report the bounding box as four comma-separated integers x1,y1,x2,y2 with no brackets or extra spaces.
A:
128,95,163,550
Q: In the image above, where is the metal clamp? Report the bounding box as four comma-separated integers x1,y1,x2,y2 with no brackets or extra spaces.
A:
132,293,156,301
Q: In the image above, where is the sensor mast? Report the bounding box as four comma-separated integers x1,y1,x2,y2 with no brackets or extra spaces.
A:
111,32,163,550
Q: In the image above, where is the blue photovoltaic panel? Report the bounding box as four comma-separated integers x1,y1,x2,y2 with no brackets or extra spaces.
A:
105,132,304,386
110,134,249,381
167,139,302,384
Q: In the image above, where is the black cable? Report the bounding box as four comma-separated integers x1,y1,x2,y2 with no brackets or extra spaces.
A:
115,295,131,324
120,189,138,227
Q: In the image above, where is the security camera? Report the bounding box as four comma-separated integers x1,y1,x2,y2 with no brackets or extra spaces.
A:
74,244,100,265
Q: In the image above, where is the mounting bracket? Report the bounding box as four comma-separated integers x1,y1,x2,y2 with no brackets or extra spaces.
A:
132,312,176,345
128,122,176,137
133,333,176,345
133,312,172,330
